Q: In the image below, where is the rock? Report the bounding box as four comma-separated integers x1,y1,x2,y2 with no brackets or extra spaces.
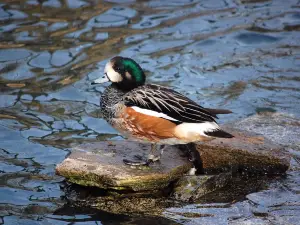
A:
55,202,181,221
56,113,291,208
234,112,300,147
92,196,174,215
56,141,193,191
195,126,290,174
62,181,179,216
173,173,232,202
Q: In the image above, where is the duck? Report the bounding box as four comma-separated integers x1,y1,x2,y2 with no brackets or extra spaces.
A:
92,56,233,166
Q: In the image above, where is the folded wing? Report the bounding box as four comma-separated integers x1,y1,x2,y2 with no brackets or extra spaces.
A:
123,84,218,124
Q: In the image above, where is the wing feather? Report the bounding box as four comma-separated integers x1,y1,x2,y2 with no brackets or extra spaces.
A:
123,84,217,124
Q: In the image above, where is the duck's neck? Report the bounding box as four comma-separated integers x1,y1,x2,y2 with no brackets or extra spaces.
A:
114,80,142,91
100,84,127,117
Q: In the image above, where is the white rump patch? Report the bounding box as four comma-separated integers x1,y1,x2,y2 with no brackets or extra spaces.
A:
175,122,220,137
130,106,178,122
104,61,122,82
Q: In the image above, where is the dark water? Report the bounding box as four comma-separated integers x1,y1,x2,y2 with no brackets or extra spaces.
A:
0,0,300,224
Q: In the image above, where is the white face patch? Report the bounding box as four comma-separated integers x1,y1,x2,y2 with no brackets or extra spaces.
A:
130,106,178,122
104,61,123,82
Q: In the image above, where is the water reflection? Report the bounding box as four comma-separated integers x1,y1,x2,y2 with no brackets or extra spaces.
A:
0,0,300,224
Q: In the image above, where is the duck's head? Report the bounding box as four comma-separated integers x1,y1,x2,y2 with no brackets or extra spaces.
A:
92,56,146,91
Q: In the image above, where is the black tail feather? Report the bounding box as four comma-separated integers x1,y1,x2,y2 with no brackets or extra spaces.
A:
204,108,233,115
204,129,234,138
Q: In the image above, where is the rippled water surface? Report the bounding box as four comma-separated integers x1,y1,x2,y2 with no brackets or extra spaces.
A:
0,0,300,224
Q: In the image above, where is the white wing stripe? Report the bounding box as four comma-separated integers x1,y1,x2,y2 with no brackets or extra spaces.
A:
131,106,179,122
124,84,216,122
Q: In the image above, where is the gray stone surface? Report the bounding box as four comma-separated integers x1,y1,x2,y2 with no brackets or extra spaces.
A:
196,126,290,174
56,141,193,191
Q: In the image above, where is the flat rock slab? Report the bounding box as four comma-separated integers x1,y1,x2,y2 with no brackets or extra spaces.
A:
56,142,193,191
196,126,290,174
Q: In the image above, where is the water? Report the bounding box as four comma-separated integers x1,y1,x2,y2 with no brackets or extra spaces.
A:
0,0,300,224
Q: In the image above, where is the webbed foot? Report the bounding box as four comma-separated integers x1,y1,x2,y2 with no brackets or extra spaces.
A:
123,144,165,166
123,159,150,166
123,154,158,166
148,154,160,162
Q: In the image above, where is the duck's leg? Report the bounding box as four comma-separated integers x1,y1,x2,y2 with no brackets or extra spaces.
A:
179,143,204,174
147,144,166,163
123,144,166,166
147,144,158,162
159,144,166,158
122,144,158,166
